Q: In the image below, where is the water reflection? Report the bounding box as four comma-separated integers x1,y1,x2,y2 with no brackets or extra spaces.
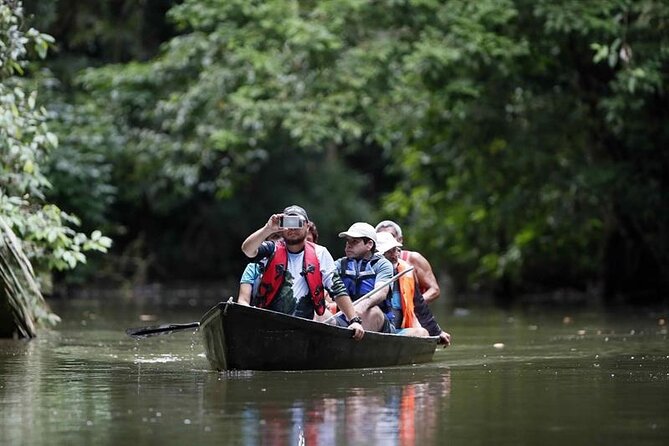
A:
1,326,452,445
204,367,451,445
3,300,668,446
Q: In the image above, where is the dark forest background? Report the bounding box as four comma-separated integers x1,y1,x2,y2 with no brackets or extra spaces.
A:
5,0,668,306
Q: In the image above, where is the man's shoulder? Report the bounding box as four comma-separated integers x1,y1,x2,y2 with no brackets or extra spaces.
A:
371,253,391,265
313,243,336,262
372,254,393,273
332,252,350,262
254,240,276,261
404,249,431,267
242,262,260,273
240,262,261,283
313,243,332,256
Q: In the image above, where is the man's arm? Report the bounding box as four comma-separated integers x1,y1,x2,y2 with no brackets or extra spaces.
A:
354,288,389,313
334,295,364,340
354,257,393,313
241,214,281,257
408,251,440,304
237,283,252,306
237,262,260,305
413,289,441,336
324,257,364,340
413,288,451,346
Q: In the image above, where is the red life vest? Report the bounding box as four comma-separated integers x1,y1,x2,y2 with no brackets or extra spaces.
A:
257,240,326,315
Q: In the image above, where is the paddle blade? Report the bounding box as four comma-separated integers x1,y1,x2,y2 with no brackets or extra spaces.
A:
125,322,200,339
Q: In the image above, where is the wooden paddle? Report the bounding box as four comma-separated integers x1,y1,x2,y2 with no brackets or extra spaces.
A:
126,321,201,339
323,266,414,323
126,296,239,339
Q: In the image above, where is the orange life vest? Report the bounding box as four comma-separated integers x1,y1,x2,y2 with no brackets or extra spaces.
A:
396,259,417,328
399,250,428,294
257,240,326,315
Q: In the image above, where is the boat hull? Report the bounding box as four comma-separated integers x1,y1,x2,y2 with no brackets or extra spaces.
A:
199,302,438,371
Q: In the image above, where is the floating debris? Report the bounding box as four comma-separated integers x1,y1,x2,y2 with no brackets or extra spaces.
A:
453,308,471,317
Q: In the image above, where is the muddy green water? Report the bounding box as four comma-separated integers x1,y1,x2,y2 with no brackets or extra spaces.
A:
1,298,667,446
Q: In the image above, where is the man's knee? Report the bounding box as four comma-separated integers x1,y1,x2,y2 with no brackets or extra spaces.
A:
361,307,395,333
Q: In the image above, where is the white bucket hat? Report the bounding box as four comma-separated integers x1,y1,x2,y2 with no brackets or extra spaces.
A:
375,231,402,254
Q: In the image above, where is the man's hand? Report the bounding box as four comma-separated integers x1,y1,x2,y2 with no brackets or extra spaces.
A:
241,214,283,257
439,331,451,347
349,322,364,340
266,214,283,232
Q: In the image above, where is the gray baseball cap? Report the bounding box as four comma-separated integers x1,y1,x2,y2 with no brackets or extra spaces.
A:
283,205,309,221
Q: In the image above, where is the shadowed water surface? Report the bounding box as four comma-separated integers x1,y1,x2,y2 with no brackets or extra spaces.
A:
1,298,667,445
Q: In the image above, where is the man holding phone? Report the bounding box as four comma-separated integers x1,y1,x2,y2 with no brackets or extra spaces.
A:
240,205,364,340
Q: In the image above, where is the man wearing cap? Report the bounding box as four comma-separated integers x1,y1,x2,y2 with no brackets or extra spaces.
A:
241,205,364,340
375,220,441,304
376,232,452,346
335,222,395,333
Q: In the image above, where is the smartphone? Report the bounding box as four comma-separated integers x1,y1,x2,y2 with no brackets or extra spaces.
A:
280,215,304,228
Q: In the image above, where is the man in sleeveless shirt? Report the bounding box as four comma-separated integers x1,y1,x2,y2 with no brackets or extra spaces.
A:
377,232,452,346
375,220,441,304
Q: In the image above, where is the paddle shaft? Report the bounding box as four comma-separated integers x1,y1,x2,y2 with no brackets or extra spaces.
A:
324,266,414,323
126,321,200,339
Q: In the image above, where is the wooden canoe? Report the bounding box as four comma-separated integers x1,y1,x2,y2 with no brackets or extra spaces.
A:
199,302,438,371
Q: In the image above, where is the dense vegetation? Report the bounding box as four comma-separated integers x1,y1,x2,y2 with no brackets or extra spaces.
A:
0,1,112,336
4,0,668,305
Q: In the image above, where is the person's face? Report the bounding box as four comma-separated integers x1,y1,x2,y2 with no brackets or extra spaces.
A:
377,227,402,243
383,247,401,266
282,217,308,245
344,237,373,259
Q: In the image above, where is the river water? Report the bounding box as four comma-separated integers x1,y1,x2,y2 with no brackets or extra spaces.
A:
1,297,667,445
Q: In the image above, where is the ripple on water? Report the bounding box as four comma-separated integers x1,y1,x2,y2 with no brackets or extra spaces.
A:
133,354,183,364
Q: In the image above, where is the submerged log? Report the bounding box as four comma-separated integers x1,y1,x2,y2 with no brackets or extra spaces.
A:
0,217,59,339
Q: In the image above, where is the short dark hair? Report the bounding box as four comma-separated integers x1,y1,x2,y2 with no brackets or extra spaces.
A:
307,222,319,243
361,237,375,250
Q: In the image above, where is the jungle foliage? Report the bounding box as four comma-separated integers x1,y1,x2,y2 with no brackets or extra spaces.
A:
1,1,112,336
9,0,669,304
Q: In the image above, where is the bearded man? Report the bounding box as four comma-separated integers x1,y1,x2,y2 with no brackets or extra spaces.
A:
240,205,364,340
